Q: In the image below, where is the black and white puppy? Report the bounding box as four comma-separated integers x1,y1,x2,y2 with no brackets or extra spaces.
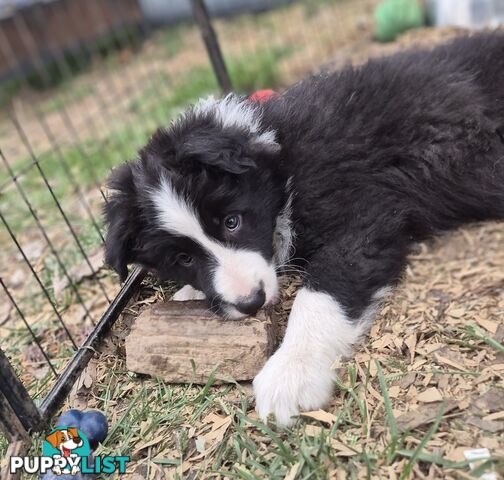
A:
104,33,504,426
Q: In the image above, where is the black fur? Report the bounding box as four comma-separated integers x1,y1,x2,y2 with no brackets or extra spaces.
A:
104,32,504,319
264,32,504,318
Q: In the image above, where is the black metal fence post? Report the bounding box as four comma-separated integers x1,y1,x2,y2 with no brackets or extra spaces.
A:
0,391,30,445
0,349,43,439
190,0,232,94
39,267,146,423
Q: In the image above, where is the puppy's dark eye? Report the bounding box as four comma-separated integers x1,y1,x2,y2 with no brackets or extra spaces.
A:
176,253,194,266
224,214,241,232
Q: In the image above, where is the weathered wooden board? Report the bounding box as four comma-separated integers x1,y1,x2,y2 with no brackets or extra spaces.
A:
125,301,277,384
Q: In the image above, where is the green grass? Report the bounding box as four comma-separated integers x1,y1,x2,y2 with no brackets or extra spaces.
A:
0,77,22,110
128,47,290,121
228,47,289,93
0,123,152,333
1,125,149,231
303,0,347,17
40,82,96,114
1,291,503,478
3,357,495,479
376,360,399,464
154,24,187,59
400,406,445,479
128,71,174,121
463,324,504,354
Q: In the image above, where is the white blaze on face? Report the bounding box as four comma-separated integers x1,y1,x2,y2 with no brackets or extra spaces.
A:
150,177,278,313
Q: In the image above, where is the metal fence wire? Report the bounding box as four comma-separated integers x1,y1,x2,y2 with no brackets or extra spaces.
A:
0,0,380,457
0,0,231,450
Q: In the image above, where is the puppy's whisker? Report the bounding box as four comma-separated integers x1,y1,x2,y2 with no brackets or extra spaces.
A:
275,265,309,277
275,263,306,271
275,258,310,271
276,269,307,277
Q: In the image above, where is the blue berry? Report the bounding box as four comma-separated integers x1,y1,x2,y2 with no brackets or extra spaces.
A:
80,411,108,447
56,409,83,428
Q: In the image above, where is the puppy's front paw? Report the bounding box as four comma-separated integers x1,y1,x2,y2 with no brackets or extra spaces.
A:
253,348,335,427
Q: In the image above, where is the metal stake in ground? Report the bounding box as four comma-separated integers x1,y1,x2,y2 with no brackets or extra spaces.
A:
190,0,232,94
39,267,146,423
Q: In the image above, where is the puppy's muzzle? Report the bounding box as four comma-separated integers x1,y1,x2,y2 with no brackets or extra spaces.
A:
235,286,266,316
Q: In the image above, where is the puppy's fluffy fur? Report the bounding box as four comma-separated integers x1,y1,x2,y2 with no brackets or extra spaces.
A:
104,33,504,426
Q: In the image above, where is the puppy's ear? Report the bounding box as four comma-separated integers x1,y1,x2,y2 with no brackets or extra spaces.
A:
181,132,256,174
45,431,62,448
103,163,138,281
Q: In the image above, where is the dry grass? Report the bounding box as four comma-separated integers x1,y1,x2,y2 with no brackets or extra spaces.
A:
38,222,502,479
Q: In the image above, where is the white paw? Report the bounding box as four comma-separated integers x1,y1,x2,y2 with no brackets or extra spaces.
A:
253,347,336,427
172,285,206,301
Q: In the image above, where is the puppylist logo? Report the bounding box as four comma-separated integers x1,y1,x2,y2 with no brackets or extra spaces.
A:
9,427,129,476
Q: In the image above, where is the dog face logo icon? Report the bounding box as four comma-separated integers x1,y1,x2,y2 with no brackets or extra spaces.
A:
45,428,83,457
42,427,90,475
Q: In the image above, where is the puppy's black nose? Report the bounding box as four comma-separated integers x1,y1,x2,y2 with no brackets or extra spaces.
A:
236,288,266,316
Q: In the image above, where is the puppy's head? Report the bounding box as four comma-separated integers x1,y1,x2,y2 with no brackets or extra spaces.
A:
104,94,286,318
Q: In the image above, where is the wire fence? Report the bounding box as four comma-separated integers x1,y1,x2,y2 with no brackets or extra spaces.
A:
0,0,187,452
0,0,382,454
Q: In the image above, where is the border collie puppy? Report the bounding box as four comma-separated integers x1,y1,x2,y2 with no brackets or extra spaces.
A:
104,33,504,426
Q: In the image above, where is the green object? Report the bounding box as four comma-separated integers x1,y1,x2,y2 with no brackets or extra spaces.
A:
374,0,425,43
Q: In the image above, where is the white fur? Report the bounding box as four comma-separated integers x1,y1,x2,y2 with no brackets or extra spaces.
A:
149,177,201,240
360,286,392,324
151,177,278,310
253,288,369,427
172,285,206,301
213,248,277,306
193,94,279,151
273,177,295,267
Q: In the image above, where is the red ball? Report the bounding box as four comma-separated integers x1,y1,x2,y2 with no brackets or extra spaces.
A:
249,89,278,103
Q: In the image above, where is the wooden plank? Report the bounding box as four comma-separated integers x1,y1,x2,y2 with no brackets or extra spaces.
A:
126,301,277,384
